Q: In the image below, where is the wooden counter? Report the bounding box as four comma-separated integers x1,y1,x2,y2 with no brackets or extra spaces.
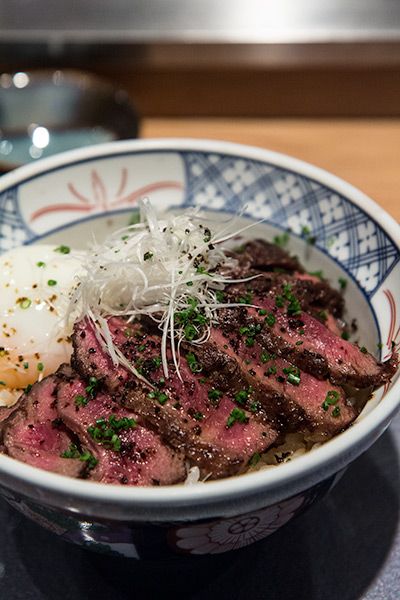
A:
143,118,400,223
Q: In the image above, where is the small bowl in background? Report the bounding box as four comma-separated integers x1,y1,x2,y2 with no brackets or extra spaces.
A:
0,69,139,172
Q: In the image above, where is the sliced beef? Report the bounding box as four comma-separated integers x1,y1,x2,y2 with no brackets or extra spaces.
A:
120,385,253,479
2,231,397,487
323,313,343,337
226,272,344,319
219,298,397,388
227,239,303,274
1,376,84,477
207,326,356,436
56,370,186,486
0,407,10,424
0,397,22,424
72,317,278,478
72,319,130,391
122,337,277,459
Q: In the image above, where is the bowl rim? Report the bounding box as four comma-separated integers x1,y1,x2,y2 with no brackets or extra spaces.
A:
0,137,399,509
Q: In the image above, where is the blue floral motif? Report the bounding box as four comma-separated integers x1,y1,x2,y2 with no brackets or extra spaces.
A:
0,187,31,252
182,152,399,297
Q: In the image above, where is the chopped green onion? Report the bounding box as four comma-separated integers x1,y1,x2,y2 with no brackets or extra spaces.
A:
148,389,168,403
79,451,98,470
264,312,276,327
87,415,136,451
203,228,211,243
287,373,301,386
260,352,270,363
208,389,223,401
238,292,253,305
186,352,202,373
75,394,88,407
282,364,302,385
265,365,277,376
54,245,70,254
193,411,204,421
322,390,340,411
249,452,261,467
61,443,97,469
287,298,301,317
184,324,197,341
273,232,290,247
196,265,210,275
234,389,249,405
157,392,169,405
151,356,162,369
301,226,317,245
308,270,324,279
128,211,140,225
60,443,80,459
85,377,100,398
226,407,249,428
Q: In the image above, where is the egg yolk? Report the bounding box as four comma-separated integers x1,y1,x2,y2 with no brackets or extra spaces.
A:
0,343,73,389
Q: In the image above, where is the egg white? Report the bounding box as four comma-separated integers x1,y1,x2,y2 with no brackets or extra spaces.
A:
0,244,84,402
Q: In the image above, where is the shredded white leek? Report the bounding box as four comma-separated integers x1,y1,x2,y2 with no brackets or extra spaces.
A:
68,199,261,381
184,465,201,485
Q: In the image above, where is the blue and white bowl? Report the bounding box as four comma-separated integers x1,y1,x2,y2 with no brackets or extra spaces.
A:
0,139,399,558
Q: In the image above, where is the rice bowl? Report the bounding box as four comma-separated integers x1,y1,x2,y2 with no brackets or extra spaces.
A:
0,138,398,558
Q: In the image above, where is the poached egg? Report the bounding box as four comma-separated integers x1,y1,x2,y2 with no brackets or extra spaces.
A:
0,244,83,405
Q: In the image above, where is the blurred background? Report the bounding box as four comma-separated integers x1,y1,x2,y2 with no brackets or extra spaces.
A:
1,0,399,219
1,0,400,118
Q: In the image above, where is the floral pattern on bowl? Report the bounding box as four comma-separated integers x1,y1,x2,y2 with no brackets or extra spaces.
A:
1,475,335,558
171,494,306,555
1,148,398,298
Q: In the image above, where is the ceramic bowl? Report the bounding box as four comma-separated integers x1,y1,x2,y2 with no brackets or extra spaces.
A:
0,139,399,559
0,69,138,172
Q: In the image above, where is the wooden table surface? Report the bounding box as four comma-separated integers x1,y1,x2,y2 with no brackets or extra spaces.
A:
142,118,400,223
